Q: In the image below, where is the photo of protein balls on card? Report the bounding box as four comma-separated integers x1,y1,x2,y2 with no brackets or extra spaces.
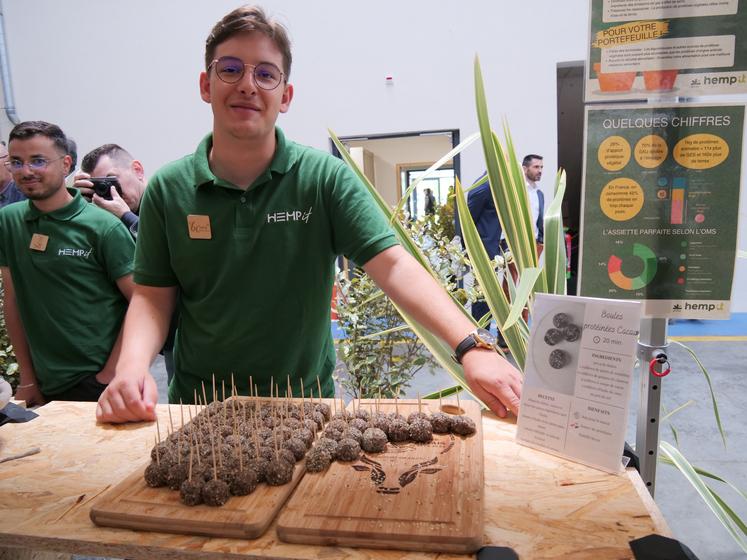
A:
529,302,586,396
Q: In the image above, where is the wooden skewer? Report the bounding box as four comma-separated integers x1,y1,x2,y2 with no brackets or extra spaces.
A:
395,387,400,417
456,387,461,412
418,392,422,415
179,399,184,429
155,414,162,445
316,376,322,405
221,379,226,403
201,382,209,412
154,435,160,466
212,374,216,404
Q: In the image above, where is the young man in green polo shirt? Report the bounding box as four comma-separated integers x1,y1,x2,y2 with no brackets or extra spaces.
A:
97,5,523,423
0,121,136,406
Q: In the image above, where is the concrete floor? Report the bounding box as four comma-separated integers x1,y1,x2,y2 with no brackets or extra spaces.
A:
134,324,747,559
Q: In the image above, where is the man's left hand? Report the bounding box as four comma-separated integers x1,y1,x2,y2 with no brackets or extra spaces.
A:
93,187,129,219
461,348,522,417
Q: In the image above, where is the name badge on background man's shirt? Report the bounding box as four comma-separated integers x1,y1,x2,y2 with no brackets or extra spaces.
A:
187,215,212,240
29,233,49,252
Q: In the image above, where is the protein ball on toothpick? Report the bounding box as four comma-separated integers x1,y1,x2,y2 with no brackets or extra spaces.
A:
361,427,388,453
336,438,361,462
305,447,333,473
202,479,230,506
408,418,433,443
450,415,476,436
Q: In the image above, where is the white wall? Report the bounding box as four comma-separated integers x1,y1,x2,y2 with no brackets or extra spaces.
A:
1,0,585,183
3,0,746,310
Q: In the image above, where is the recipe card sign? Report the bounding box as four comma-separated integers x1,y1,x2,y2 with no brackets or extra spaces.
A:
516,293,642,474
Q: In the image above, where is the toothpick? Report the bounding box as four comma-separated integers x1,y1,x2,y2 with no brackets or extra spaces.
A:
439,390,443,411
395,387,400,417
201,382,209,412
179,398,184,429
300,378,306,422
155,415,162,445
456,387,461,411
418,391,422,415
222,379,226,403
168,404,175,432
188,444,193,481
154,435,160,465
316,376,322,404
212,374,216,404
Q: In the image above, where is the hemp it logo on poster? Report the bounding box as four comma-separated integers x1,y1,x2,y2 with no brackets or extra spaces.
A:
672,302,726,313
694,73,747,87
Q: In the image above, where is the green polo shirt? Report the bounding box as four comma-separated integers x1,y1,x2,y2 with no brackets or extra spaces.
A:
0,189,135,396
135,128,398,403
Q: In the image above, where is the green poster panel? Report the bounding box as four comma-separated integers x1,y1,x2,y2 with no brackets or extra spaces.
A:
587,0,747,101
578,104,744,319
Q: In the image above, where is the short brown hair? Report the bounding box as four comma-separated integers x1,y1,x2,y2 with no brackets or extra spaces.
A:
205,5,292,79
9,121,69,155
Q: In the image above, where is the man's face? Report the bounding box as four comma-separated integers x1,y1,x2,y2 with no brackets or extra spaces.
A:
523,158,543,182
199,31,293,143
0,144,12,187
91,154,145,212
8,135,70,201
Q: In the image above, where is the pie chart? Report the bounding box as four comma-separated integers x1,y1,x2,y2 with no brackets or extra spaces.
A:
607,243,658,290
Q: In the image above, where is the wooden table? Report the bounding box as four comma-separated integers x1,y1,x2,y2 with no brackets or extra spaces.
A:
0,401,669,559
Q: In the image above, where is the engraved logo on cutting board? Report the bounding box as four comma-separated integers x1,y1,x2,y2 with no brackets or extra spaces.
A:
351,435,456,495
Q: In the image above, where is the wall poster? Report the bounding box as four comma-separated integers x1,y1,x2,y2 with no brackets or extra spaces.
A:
578,103,744,319
587,0,747,101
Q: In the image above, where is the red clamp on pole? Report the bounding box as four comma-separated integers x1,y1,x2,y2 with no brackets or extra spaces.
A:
649,353,670,377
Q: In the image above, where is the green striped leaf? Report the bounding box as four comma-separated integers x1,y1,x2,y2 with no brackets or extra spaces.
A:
543,169,568,295
456,177,527,369
670,340,726,448
660,442,747,552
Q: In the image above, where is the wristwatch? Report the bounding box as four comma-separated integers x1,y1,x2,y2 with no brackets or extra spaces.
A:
452,328,498,364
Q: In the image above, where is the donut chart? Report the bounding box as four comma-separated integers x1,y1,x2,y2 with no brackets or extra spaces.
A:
607,243,658,290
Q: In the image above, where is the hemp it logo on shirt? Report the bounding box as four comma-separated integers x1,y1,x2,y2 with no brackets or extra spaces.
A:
267,206,313,224
57,247,94,258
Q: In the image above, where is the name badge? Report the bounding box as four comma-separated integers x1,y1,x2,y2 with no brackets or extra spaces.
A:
30,233,49,252
187,214,212,239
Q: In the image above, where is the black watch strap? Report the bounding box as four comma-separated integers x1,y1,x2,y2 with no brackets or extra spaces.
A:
453,335,478,364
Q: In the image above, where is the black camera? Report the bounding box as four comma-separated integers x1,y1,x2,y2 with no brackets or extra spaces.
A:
89,177,123,201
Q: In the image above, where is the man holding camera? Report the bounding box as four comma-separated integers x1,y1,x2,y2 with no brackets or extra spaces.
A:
74,144,146,238
0,121,135,406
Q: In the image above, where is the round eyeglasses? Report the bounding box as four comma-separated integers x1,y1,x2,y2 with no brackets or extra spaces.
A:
5,155,66,173
208,56,284,90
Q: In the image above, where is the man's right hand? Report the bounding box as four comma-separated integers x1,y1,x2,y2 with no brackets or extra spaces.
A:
73,171,95,201
15,384,46,408
96,371,158,423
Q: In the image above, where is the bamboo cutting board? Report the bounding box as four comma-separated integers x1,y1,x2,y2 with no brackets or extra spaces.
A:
276,399,484,553
90,397,329,539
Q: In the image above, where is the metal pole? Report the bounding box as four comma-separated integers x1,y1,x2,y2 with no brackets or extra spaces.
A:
635,317,669,496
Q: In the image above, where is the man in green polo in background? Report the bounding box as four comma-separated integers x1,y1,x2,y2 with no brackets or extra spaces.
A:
97,5,523,423
0,121,135,406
